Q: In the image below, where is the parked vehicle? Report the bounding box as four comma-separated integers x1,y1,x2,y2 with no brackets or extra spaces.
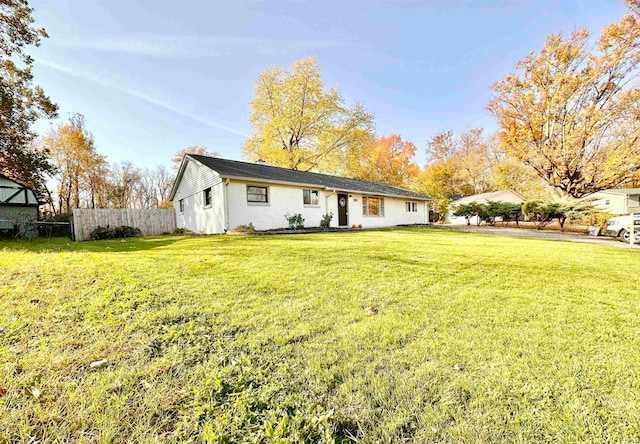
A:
605,214,640,243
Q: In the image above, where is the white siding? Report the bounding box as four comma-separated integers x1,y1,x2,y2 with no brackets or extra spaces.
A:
0,176,37,205
345,194,428,228
226,182,428,231
227,181,329,231
173,159,226,234
589,192,634,215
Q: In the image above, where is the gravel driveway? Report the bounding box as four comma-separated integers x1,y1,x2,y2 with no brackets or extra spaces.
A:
427,225,639,249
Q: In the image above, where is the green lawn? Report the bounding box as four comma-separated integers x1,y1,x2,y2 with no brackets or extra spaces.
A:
1,228,639,443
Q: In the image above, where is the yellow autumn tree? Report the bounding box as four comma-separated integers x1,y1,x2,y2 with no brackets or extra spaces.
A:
487,3,640,198
43,114,107,213
242,57,374,173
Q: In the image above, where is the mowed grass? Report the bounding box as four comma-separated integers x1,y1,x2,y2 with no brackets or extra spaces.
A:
1,228,640,443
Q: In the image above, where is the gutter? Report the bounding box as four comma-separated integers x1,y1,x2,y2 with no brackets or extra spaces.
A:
223,178,230,232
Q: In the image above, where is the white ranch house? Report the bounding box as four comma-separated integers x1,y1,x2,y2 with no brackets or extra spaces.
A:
170,155,432,234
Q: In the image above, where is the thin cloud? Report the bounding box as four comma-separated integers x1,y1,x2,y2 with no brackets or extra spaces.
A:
37,59,248,138
51,34,355,57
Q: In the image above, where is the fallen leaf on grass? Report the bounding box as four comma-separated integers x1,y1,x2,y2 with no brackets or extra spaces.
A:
89,359,108,369
29,387,41,398
365,306,378,314
0,387,6,397
155,366,171,377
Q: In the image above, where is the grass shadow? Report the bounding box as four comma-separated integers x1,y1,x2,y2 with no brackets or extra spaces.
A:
0,235,188,253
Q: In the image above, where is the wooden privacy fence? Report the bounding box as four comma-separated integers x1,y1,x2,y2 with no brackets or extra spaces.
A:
72,208,176,241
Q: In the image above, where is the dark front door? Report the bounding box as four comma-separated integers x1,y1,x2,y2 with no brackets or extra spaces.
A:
338,193,348,226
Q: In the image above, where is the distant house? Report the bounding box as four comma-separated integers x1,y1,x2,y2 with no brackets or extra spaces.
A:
447,190,526,225
0,174,39,237
169,155,433,234
584,188,640,215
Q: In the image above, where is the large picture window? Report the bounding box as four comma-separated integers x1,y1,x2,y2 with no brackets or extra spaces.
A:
303,189,319,206
247,185,269,203
362,196,384,216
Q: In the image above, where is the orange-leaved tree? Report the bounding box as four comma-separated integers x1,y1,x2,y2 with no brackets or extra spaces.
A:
345,134,419,188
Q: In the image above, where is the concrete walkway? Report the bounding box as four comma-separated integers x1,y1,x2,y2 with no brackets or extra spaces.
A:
429,225,639,249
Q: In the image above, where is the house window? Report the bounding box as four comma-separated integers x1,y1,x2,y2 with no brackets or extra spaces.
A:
204,188,212,207
303,189,319,206
405,201,417,212
179,199,184,213
247,185,269,203
362,196,384,216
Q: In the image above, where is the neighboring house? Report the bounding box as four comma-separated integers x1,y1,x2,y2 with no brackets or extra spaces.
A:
584,188,640,215
0,174,39,237
447,189,526,225
169,155,432,234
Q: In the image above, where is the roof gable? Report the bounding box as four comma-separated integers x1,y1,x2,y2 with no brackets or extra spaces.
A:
173,155,432,201
451,190,526,205
0,174,38,206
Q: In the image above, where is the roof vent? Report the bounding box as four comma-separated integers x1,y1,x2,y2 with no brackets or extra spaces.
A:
255,159,266,164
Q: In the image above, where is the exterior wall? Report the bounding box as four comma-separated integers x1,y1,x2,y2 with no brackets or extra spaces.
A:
630,195,640,214
226,182,428,231
342,194,428,228
227,181,329,231
173,159,226,234
590,193,631,215
0,206,38,236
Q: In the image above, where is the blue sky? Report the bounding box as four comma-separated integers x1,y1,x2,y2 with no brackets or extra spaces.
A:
29,0,628,168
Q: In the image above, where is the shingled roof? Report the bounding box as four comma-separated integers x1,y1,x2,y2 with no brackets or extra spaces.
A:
185,155,432,200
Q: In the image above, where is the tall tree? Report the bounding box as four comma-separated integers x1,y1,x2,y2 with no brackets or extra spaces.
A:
423,129,494,197
345,134,419,188
43,114,106,214
171,146,216,171
242,57,374,173
107,161,141,209
487,3,640,198
0,0,57,189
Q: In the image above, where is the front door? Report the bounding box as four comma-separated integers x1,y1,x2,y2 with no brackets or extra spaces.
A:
338,193,348,226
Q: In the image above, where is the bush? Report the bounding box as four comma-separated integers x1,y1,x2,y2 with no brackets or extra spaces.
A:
90,225,142,240
582,213,618,233
172,227,195,236
233,223,256,233
320,212,333,229
523,200,596,230
452,202,480,226
284,213,304,230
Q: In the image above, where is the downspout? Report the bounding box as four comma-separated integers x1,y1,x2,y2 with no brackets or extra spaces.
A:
223,179,230,233
325,189,337,226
